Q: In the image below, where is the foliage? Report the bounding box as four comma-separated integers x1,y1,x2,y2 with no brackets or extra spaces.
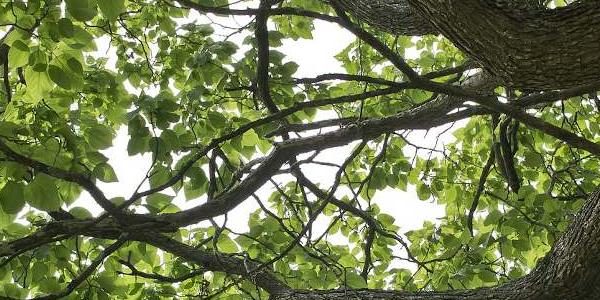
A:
0,0,597,299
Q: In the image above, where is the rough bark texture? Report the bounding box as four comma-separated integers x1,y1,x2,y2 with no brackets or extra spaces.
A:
274,188,600,299
336,0,436,35
339,0,600,90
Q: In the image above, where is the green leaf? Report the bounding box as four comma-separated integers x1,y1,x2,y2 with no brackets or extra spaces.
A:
478,269,497,283
26,174,62,211
0,208,16,228
416,183,431,200
338,254,356,268
93,162,119,182
371,168,387,190
23,65,52,102
69,26,96,50
2,283,25,298
512,239,531,251
146,193,174,213
98,0,125,20
95,272,118,292
66,0,98,22
38,278,61,293
8,40,30,68
69,207,93,219
58,18,74,37
5,223,28,236
241,129,260,147
0,181,25,214
87,125,114,149
345,272,367,288
127,136,147,155
207,111,227,128
30,262,49,282
184,183,204,200
48,64,73,90
378,213,395,226
216,236,238,253
48,55,84,90
18,13,35,27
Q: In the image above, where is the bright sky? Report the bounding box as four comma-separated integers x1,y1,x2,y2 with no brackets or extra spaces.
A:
73,8,447,260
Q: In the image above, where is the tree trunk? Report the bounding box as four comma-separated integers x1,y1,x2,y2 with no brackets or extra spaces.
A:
339,0,600,90
273,188,600,299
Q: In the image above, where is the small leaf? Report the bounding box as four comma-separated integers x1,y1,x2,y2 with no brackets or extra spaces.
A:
93,162,119,182
127,136,147,155
69,207,93,219
416,182,431,200
207,111,227,128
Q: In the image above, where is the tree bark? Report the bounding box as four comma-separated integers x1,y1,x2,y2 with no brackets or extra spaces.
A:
339,0,600,90
274,188,600,299
336,0,436,36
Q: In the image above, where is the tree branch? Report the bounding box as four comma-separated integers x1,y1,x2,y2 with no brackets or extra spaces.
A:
34,235,128,300
132,232,291,296
0,139,121,218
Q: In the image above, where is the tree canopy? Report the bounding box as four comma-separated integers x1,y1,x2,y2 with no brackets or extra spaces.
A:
0,0,599,299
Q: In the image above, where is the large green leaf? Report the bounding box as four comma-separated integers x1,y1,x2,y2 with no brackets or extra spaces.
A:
7,40,29,68
86,124,114,149
26,174,62,211
24,65,53,102
98,0,125,20
0,182,25,214
65,0,98,22
58,18,75,37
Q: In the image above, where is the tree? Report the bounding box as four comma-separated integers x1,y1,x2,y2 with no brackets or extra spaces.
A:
0,0,599,298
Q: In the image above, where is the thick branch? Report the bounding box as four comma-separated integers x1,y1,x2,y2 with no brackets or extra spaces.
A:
162,92,475,226
341,0,600,89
